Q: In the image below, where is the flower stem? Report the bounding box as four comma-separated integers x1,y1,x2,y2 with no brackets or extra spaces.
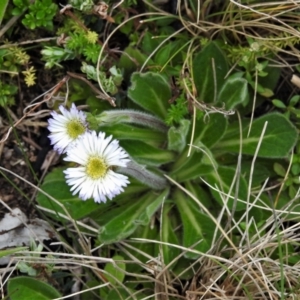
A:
116,160,168,190
96,109,168,132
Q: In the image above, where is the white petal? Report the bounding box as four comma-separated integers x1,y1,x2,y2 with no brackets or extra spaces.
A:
63,131,130,203
47,104,88,154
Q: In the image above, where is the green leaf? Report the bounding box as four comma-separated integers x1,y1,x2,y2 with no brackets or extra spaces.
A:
154,40,185,67
126,224,158,274
8,277,61,300
121,140,175,166
36,168,100,221
104,255,126,285
259,87,273,98
258,65,281,91
170,148,214,182
141,31,160,54
217,76,249,109
272,99,286,109
161,203,180,266
273,162,286,177
289,95,300,107
240,161,270,188
98,188,169,243
118,47,149,79
216,113,298,158
155,42,176,66
194,113,228,147
12,7,23,15
101,123,166,145
170,114,228,182
18,262,37,276
168,119,190,152
174,189,215,259
87,180,150,223
193,41,229,102
289,184,297,199
0,0,9,25
291,163,300,175
36,10,45,19
205,166,248,211
81,280,101,300
138,188,169,225
0,247,27,258
184,181,213,211
172,257,199,280
128,72,171,119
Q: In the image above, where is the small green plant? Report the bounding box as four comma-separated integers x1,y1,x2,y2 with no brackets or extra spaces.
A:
13,0,58,30
42,26,102,67
81,63,123,95
41,46,76,68
274,142,300,199
11,0,29,15
17,241,54,279
165,93,189,125
66,30,102,64
273,95,300,120
0,46,37,107
0,81,17,107
0,46,30,72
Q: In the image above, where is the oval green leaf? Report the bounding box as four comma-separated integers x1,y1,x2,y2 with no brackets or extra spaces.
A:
121,140,175,166
8,277,61,300
98,188,169,244
174,189,216,259
216,113,298,158
204,166,248,211
104,255,126,285
193,41,229,102
217,76,249,109
128,72,171,119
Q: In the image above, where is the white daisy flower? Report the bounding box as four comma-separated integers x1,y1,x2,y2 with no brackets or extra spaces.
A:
48,103,88,154
63,131,130,203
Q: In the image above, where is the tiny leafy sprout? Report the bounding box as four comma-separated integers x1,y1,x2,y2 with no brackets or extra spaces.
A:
250,41,260,52
17,241,43,277
0,82,18,107
69,0,94,12
255,60,269,77
0,47,30,73
81,63,123,94
86,30,98,44
41,46,76,69
274,161,300,199
21,0,58,30
165,93,188,125
272,95,300,119
22,66,37,87
12,0,30,16
63,131,130,203
18,261,38,276
65,30,102,64
48,103,88,154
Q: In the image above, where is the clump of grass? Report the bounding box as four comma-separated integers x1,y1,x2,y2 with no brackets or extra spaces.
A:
185,198,300,299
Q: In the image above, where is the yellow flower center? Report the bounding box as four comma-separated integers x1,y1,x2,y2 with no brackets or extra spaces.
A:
66,119,86,139
86,156,107,179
